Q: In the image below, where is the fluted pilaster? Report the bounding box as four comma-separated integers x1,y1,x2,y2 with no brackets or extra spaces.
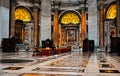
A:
34,6,39,46
81,9,86,42
10,1,16,37
54,10,59,48
99,4,104,48
117,0,120,36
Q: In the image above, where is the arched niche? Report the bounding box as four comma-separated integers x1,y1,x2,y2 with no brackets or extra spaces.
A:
59,10,81,46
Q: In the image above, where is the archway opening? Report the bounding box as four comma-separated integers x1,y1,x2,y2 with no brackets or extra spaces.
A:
59,11,81,46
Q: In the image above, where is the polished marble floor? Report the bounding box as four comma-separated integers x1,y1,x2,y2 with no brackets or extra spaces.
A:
0,49,120,76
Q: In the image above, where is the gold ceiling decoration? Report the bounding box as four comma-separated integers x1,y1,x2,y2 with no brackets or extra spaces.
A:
61,12,80,25
15,7,31,22
106,3,116,19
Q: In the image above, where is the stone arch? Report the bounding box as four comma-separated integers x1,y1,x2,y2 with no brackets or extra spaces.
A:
105,2,116,20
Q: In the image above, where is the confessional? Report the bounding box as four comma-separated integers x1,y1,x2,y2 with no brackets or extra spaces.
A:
83,38,89,52
83,39,94,52
2,38,16,52
110,37,120,55
89,40,94,52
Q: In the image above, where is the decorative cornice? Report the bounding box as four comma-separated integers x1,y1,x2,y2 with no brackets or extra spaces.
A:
11,0,18,6
97,0,105,10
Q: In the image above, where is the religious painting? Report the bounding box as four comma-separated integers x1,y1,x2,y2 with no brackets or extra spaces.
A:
15,24,24,43
67,30,76,43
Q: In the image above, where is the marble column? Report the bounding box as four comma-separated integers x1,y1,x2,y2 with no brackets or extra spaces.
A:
117,0,120,36
10,1,15,37
34,7,39,46
54,11,59,48
81,9,86,42
99,5,104,48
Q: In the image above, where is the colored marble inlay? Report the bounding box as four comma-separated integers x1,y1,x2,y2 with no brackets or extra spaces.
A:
0,59,34,63
3,67,23,70
47,53,89,68
99,70,120,73
99,64,114,68
19,73,83,76
32,67,85,73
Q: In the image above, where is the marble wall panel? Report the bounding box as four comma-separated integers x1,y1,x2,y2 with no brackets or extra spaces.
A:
0,7,9,42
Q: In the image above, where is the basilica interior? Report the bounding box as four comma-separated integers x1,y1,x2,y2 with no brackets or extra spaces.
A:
0,0,120,76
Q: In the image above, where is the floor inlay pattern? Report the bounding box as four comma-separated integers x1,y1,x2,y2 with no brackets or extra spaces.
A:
32,67,85,72
46,53,90,68
97,52,120,76
0,51,120,76
99,69,120,73
2,67,24,70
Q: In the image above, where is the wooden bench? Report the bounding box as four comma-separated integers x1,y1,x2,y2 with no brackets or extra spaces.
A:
54,48,71,54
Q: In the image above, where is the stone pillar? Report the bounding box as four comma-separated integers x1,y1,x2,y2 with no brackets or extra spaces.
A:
40,0,51,43
10,1,15,37
54,11,59,48
88,0,98,47
34,7,39,46
81,9,86,42
117,0,120,36
99,5,104,48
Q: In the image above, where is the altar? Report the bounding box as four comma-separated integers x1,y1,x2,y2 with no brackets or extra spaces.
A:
71,45,80,52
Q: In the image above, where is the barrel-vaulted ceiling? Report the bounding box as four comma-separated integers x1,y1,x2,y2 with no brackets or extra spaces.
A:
13,0,88,10
53,0,87,4
52,0,88,10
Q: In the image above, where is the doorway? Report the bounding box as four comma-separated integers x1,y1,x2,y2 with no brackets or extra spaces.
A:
60,25,80,47
15,20,25,44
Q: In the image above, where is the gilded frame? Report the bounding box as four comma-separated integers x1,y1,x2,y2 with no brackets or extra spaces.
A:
67,30,76,43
